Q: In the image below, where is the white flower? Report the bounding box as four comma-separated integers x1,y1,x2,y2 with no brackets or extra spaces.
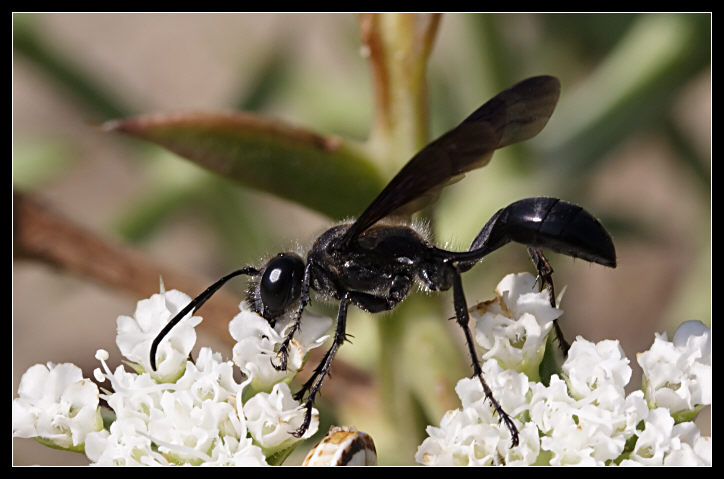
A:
662,422,712,466
417,315,710,468
15,275,712,466
416,359,538,466
94,355,171,424
626,408,674,466
416,408,497,466
473,273,561,377
532,385,620,465
85,417,169,466
230,302,331,391
148,389,238,464
417,331,666,467
637,321,711,416
619,390,650,438
202,435,268,466
175,347,240,404
456,360,531,418
243,382,318,451
116,289,202,382
530,338,648,465
416,406,540,466
528,375,578,436
528,372,622,465
563,338,631,405
12,362,103,450
137,351,246,466
621,408,711,466
103,294,325,464
92,345,267,466
14,284,337,466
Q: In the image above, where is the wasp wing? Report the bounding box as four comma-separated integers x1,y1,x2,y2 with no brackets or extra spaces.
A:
339,75,561,246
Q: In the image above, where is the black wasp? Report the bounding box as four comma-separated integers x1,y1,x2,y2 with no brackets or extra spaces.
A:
149,76,616,447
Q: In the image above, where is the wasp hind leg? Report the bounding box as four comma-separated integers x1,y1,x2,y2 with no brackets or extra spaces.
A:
527,247,570,354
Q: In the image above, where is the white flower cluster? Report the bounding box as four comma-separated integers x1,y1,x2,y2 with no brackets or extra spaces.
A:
473,272,562,379
416,273,711,466
13,289,333,466
638,320,712,421
12,362,103,452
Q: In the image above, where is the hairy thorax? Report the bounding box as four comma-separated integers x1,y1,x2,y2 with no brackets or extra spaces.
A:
307,221,435,300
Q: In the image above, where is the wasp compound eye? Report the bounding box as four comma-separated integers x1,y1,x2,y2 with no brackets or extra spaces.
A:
260,253,305,319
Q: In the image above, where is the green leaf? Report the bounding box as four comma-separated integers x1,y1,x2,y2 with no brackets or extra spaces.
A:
104,112,385,219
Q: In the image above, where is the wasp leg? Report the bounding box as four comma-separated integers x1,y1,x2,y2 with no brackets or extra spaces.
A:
293,281,409,402
527,247,570,354
292,292,351,438
272,262,313,372
451,265,519,448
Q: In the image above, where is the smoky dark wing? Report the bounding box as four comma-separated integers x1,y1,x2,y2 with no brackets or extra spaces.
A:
340,75,561,246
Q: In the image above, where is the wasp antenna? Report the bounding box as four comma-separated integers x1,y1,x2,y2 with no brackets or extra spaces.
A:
149,267,259,371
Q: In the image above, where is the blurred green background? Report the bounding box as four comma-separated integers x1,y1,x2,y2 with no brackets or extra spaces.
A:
13,13,710,466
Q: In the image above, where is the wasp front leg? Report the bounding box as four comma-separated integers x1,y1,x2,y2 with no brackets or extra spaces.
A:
293,278,409,403
271,262,313,372
293,292,351,438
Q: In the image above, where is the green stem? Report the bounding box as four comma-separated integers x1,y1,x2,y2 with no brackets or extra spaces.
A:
361,13,440,174
358,13,443,463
